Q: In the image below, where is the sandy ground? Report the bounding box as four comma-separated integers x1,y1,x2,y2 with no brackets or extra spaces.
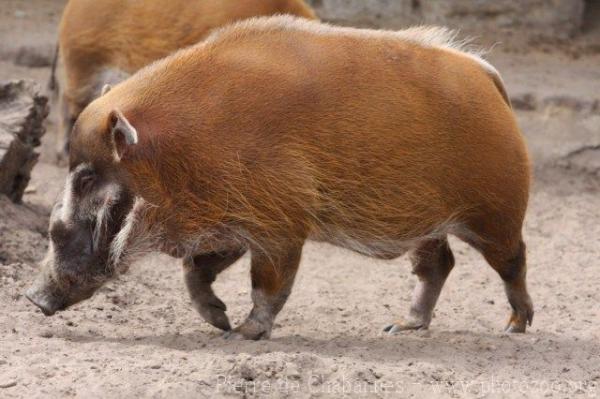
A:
1,1,599,398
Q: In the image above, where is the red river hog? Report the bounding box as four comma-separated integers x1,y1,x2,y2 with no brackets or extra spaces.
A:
27,16,532,340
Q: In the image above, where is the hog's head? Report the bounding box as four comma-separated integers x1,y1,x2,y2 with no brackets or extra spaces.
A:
25,164,135,315
26,91,142,315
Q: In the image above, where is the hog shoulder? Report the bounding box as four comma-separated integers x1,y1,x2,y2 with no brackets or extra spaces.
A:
75,16,530,256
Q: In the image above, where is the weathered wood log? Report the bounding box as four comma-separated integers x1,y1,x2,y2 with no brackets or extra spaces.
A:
0,80,48,203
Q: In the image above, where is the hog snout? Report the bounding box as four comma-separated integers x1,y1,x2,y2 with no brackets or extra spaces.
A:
25,285,65,316
24,274,66,316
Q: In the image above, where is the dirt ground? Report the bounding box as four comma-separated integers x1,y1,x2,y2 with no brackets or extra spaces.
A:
1,1,599,398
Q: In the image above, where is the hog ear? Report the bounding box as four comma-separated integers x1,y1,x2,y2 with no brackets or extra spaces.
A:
108,109,138,161
101,84,112,96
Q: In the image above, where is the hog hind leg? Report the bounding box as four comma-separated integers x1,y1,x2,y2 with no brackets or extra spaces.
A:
457,217,533,333
384,237,455,334
183,249,246,331
478,239,532,333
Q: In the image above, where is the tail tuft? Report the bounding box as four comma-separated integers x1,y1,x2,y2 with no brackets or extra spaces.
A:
47,44,59,93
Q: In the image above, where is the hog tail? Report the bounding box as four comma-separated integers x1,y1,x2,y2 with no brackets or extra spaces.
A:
48,44,59,94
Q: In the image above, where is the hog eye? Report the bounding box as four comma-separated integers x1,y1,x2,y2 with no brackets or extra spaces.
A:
49,220,69,243
74,169,96,195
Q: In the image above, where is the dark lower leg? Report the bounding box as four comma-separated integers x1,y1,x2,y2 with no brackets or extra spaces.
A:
183,249,246,331
385,238,455,333
225,245,303,340
485,240,533,333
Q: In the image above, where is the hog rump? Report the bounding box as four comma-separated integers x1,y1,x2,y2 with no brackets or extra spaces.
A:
27,16,532,340
52,0,317,160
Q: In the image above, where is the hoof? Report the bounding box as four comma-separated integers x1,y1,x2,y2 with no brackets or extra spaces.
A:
383,320,427,335
222,329,268,341
504,324,526,333
222,330,244,340
198,297,231,331
195,296,231,331
504,308,533,333
223,320,271,341
204,307,231,332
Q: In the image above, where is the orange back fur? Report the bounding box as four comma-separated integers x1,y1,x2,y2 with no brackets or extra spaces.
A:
71,17,531,257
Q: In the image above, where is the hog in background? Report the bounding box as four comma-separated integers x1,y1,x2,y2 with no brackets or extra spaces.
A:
28,16,533,341
51,0,317,161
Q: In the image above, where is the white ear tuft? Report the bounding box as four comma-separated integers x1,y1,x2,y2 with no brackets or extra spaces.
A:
101,84,112,96
110,109,138,161
111,110,138,145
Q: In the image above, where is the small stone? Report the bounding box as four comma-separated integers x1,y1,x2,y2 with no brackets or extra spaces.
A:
39,330,53,338
149,364,161,369
0,381,17,389
510,93,537,111
286,365,301,380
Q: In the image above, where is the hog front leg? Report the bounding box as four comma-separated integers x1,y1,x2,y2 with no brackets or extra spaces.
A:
183,249,246,331
224,244,303,340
